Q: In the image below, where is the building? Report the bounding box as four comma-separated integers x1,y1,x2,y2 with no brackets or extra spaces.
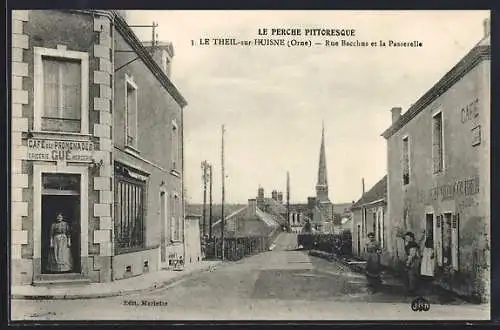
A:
311,123,335,232
211,198,280,238
11,10,188,286
351,176,387,261
381,19,490,302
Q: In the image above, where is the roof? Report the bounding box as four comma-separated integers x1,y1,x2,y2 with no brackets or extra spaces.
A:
381,40,490,139
256,208,279,228
352,175,387,209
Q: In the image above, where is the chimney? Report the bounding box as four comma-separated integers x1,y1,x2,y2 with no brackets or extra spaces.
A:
143,40,175,78
277,192,283,204
483,18,491,37
391,107,402,124
248,198,257,217
362,178,365,195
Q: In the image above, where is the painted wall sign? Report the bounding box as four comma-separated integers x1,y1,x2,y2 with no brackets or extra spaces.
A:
27,138,95,162
429,175,480,201
460,98,479,124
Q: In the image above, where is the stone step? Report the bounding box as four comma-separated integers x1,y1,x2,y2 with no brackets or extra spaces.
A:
33,273,90,286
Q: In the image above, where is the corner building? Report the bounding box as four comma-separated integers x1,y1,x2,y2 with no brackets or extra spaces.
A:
382,22,490,302
11,10,188,285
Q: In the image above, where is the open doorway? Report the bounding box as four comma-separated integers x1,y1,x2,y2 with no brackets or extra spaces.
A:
41,173,81,274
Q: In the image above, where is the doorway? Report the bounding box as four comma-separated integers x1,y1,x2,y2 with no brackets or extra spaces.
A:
357,225,361,256
41,173,81,274
425,213,434,246
160,191,167,263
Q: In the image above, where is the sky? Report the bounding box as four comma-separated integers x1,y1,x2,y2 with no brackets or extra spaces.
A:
126,10,489,204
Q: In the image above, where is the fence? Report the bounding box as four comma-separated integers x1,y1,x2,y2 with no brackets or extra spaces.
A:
205,227,281,261
298,231,352,257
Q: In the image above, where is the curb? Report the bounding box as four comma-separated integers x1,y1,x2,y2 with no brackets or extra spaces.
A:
12,262,221,300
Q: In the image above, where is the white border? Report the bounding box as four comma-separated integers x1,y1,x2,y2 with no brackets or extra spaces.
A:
33,164,89,262
33,46,89,134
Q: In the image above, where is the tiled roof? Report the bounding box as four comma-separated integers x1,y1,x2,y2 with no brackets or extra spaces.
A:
352,175,387,209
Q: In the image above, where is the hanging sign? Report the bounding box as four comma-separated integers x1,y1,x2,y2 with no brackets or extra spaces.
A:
27,138,95,162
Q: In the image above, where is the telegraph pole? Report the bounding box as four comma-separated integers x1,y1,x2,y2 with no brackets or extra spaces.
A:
201,161,209,238
209,164,213,240
221,125,226,260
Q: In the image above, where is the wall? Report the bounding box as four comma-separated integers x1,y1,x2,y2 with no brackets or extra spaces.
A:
185,218,201,264
386,57,490,299
11,10,114,284
113,27,184,257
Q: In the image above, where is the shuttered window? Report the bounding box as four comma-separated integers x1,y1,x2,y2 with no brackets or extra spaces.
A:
432,112,444,174
42,58,82,132
451,213,460,271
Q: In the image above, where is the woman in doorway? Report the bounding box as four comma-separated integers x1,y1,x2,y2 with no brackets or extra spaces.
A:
420,236,435,294
365,232,382,293
48,213,73,273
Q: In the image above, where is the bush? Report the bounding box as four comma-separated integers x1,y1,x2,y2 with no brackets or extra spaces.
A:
298,232,352,257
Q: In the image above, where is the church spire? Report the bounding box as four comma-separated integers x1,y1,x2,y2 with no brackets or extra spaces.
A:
316,121,329,202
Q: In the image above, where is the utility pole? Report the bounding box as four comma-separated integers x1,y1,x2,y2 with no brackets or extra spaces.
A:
201,161,209,238
209,164,213,240
286,171,290,233
221,125,226,260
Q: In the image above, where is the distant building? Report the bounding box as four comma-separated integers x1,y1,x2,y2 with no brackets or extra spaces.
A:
382,19,490,302
351,176,387,261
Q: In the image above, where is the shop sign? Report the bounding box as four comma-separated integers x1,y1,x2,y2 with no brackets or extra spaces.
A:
27,138,95,162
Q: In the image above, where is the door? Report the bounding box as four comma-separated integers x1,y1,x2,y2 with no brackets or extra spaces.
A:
425,213,434,245
160,191,167,263
357,225,361,256
41,195,81,274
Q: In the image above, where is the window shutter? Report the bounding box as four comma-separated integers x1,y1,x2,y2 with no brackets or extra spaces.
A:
451,214,459,271
435,215,443,266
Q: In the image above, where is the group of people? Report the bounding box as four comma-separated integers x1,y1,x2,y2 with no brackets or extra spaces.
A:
365,230,435,296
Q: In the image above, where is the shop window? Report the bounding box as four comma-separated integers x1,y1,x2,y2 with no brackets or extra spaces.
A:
402,136,410,185
432,112,444,174
34,47,89,134
114,166,147,253
125,74,138,149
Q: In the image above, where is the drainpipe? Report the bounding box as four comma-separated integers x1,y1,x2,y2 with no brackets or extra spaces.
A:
109,10,116,282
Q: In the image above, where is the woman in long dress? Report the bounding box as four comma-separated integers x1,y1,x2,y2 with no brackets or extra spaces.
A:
47,213,73,273
420,236,435,293
365,232,382,293
404,231,422,296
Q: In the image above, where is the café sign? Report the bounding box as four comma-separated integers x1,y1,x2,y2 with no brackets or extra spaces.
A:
27,138,95,162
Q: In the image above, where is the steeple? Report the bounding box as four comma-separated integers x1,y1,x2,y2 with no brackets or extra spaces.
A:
316,121,329,202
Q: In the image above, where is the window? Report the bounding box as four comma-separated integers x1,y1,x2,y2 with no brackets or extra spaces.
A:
402,136,410,185
34,47,89,134
171,120,179,170
425,213,434,246
125,75,138,149
114,165,147,253
432,112,444,173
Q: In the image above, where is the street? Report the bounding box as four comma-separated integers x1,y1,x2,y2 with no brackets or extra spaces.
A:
12,233,489,321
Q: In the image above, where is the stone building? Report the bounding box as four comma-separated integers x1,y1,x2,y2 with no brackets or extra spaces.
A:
11,10,188,286
351,176,387,261
381,19,490,302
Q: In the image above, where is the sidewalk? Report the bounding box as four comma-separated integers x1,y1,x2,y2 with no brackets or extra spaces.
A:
11,260,222,300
